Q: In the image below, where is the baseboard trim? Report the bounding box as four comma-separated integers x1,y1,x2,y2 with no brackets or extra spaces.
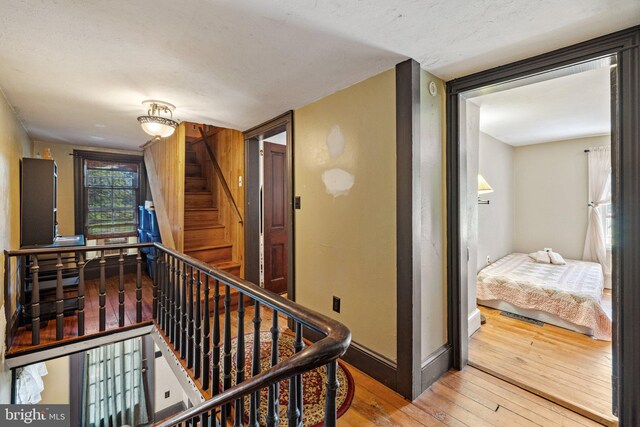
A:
303,328,397,390
421,344,452,391
468,308,481,337
155,401,186,424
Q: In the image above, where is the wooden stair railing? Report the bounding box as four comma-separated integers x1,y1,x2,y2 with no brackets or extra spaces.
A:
152,243,351,427
4,243,154,352
4,242,351,427
197,126,244,225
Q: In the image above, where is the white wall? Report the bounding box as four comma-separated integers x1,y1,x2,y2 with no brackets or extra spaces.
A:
513,135,610,259
477,132,515,270
419,69,447,361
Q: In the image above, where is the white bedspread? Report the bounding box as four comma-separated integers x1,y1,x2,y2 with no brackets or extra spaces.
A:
477,253,611,340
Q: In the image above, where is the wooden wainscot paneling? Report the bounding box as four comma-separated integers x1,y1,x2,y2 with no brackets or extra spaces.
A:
143,124,186,251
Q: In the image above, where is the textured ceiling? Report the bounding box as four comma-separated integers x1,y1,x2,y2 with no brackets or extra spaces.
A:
0,0,637,149
472,67,611,146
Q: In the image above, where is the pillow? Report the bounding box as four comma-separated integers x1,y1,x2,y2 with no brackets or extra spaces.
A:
549,251,566,265
528,250,551,264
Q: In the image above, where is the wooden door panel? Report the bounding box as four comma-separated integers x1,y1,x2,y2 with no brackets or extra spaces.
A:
264,141,288,294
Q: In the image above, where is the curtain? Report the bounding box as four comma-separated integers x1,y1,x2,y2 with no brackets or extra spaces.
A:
82,337,148,427
582,146,611,274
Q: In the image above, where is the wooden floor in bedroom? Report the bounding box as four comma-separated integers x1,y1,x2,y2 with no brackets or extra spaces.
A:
469,294,615,426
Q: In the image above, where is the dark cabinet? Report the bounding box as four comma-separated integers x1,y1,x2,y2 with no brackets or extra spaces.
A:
21,158,58,246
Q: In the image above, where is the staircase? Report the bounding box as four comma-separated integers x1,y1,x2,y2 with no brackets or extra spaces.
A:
184,146,241,277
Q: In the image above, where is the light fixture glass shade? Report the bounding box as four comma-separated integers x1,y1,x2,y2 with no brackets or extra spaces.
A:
137,100,179,138
478,174,494,194
138,116,178,138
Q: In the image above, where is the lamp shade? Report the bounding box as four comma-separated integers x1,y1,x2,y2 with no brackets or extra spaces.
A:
478,174,494,194
137,100,178,138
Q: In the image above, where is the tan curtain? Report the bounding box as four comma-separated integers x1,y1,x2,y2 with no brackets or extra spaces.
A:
582,146,611,274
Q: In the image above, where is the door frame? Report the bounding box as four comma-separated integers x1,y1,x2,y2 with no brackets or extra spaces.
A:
446,26,639,423
244,111,295,299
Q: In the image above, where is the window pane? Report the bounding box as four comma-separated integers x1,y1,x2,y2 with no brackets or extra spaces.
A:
83,158,140,238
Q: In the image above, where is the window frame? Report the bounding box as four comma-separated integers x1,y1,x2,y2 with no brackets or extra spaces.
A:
74,150,146,239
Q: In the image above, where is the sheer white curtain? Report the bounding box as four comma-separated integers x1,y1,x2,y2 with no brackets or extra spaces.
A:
582,146,611,274
82,337,148,427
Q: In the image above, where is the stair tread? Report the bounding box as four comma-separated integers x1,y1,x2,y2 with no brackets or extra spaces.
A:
185,191,213,195
185,243,233,252
212,261,241,268
184,224,225,231
185,207,217,210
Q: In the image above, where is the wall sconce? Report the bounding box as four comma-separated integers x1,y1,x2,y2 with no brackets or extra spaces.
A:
478,174,493,205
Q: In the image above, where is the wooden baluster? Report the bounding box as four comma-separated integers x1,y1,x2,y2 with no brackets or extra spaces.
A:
324,360,339,427
199,410,209,427
99,250,106,331
194,270,202,379
136,249,142,323
295,324,304,425
168,256,175,343
157,252,164,330
249,300,261,427
30,256,40,345
287,337,300,426
234,294,246,427
221,284,232,425
187,266,195,369
164,253,170,331
118,249,125,327
55,253,64,340
175,259,182,353
180,261,188,360
266,311,279,427
77,252,85,336
212,280,221,397
202,275,211,391
152,248,158,320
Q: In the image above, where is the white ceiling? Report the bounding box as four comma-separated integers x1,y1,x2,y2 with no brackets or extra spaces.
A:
471,67,611,146
0,1,637,149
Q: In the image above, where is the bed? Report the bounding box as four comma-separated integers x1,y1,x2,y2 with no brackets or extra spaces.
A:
477,253,611,340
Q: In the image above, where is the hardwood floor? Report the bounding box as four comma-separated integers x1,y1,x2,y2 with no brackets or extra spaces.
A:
469,302,615,426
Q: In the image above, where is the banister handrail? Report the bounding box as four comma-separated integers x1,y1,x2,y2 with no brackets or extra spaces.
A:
152,242,351,426
197,126,244,224
5,242,153,256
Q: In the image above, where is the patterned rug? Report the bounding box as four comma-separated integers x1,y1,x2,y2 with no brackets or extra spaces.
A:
212,331,354,426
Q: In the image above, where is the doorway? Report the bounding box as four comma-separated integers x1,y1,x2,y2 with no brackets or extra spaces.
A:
244,112,294,298
446,27,640,426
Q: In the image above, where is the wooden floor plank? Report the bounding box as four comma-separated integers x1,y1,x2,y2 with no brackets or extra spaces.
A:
470,304,616,426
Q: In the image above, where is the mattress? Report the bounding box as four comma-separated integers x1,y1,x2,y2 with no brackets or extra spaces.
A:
477,253,611,340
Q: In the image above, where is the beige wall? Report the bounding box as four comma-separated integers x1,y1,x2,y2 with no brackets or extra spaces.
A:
419,69,447,360
294,69,397,361
32,141,141,236
513,135,610,260
478,132,515,269
0,91,32,403
40,357,70,404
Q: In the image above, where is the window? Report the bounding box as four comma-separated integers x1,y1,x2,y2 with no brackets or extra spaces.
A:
74,151,145,239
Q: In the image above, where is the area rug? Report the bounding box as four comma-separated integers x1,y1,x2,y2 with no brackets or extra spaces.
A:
212,331,354,426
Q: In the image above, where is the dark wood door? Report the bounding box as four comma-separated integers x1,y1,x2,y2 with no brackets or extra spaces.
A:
263,141,288,294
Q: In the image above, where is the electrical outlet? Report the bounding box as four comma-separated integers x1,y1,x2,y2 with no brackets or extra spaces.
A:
332,296,341,313
238,176,243,187
486,255,491,265
294,196,301,209
164,391,170,399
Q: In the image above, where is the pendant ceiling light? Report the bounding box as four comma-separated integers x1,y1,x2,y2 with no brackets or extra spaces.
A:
137,100,179,138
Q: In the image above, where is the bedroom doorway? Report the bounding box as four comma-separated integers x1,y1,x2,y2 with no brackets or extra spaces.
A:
459,56,616,425
444,30,640,424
